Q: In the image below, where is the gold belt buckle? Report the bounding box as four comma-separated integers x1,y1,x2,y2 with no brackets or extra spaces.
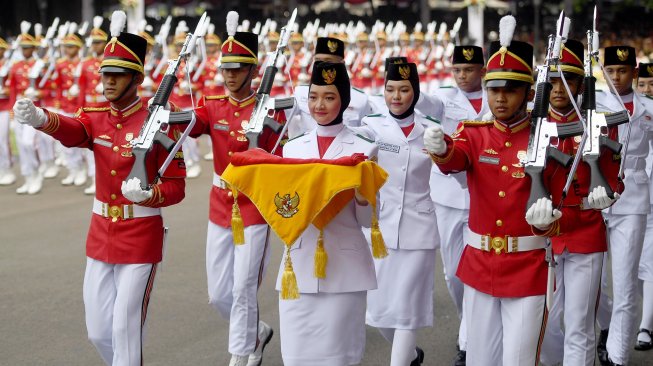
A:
108,205,123,222
490,236,507,255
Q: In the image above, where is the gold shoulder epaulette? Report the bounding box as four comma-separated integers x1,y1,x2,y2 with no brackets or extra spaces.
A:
462,120,493,127
205,95,229,100
82,107,111,112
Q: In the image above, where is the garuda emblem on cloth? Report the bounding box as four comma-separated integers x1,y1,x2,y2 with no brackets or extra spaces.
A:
275,192,300,218
463,48,474,61
399,65,411,79
617,48,629,62
322,68,337,84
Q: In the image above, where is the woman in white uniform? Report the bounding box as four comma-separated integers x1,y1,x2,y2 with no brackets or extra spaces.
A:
361,62,439,366
278,61,379,366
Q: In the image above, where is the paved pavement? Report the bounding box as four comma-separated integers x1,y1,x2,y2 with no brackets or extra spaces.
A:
1,158,650,365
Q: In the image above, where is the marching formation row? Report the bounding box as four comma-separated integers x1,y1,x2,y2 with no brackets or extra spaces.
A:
4,7,653,366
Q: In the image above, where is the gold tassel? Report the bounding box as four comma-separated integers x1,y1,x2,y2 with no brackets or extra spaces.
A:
371,204,388,258
313,229,328,279
281,247,299,300
231,189,245,245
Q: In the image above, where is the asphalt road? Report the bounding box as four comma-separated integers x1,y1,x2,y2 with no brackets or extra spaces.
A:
1,158,650,365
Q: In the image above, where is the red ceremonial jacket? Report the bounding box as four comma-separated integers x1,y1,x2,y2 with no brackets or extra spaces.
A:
433,116,569,297
545,108,622,254
78,56,108,108
37,98,186,264
55,57,82,114
191,93,284,228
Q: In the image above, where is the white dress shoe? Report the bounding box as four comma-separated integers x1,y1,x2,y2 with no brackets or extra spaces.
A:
0,169,16,185
27,173,43,195
84,177,96,195
73,169,88,186
42,161,60,179
186,163,202,178
229,355,249,366
61,170,76,185
247,321,274,366
16,179,30,194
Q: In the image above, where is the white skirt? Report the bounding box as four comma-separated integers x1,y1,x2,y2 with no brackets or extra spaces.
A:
279,291,367,366
366,248,436,329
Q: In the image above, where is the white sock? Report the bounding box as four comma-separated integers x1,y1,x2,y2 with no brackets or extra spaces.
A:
638,281,653,343
390,329,417,366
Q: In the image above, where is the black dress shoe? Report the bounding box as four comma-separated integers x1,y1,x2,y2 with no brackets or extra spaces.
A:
410,347,424,366
635,328,653,351
451,349,466,366
598,328,610,365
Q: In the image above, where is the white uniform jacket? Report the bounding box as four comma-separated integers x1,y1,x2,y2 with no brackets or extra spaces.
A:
287,85,373,138
596,91,653,215
360,114,440,250
276,126,379,293
428,86,490,209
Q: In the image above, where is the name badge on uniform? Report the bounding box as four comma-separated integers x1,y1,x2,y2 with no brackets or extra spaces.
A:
93,138,112,148
377,142,400,154
213,124,229,131
479,155,499,165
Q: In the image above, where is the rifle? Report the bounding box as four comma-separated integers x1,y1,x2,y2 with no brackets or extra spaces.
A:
560,6,629,203
244,8,297,150
38,21,68,89
191,17,211,82
522,12,584,210
152,17,173,81
127,13,209,190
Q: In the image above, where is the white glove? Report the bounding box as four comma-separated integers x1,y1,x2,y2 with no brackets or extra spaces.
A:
13,99,47,128
121,177,153,203
95,82,104,94
423,125,447,155
587,186,620,210
68,84,80,97
525,197,563,231
147,98,170,110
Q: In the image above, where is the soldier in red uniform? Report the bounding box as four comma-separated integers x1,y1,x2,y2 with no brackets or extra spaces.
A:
423,16,564,366
79,18,109,108
0,36,16,185
56,29,92,190
539,39,622,366
189,20,281,366
9,22,48,195
13,12,185,365
286,32,304,87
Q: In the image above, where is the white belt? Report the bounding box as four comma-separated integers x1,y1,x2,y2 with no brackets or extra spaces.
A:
92,198,161,222
623,156,646,170
465,229,546,255
213,173,227,189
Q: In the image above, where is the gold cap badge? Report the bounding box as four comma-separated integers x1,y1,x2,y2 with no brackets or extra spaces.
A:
398,65,410,80
322,68,336,84
463,48,474,61
617,48,629,62
327,40,338,53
